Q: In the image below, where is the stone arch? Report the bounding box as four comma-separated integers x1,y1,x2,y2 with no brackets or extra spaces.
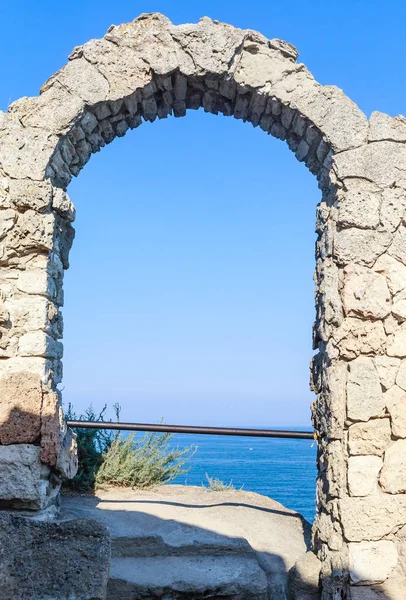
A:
1,12,406,598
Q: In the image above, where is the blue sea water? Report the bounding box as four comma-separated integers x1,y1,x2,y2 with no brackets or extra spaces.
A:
169,432,317,524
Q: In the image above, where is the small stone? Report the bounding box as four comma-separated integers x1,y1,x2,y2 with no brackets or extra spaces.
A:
384,385,406,438
380,439,406,493
374,355,400,390
392,299,406,320
374,254,406,299
342,264,391,319
348,456,382,497
387,323,406,357
348,540,398,584
396,361,406,391
348,419,392,456
0,372,42,444
347,357,385,422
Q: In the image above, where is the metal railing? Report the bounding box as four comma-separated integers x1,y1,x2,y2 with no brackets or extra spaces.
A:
66,420,315,440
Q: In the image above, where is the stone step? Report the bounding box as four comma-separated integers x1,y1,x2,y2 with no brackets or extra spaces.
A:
107,555,269,600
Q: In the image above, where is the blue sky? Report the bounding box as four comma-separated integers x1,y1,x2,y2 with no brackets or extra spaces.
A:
1,1,405,426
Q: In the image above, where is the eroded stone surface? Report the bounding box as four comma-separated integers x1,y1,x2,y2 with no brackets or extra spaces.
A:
348,541,398,585
0,372,42,444
380,440,406,494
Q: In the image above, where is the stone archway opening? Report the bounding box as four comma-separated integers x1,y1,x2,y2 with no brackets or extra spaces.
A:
0,12,405,598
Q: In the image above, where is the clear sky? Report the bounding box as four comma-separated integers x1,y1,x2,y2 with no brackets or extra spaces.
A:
1,1,405,427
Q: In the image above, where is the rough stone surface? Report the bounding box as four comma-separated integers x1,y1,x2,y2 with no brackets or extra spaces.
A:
346,357,384,422
287,552,321,600
0,12,405,599
379,439,406,494
348,456,382,497
348,419,392,457
0,513,110,599
0,445,56,510
348,541,398,584
0,372,42,444
62,485,314,600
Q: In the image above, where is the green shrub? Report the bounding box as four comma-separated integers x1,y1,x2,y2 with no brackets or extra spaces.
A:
63,403,196,492
204,474,238,491
95,430,196,489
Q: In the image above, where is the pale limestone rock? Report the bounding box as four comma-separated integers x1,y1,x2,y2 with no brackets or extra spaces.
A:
340,495,406,541
380,188,406,233
369,111,406,142
348,419,392,456
396,361,406,390
347,357,385,422
0,444,54,510
374,254,406,300
380,439,406,493
337,186,380,230
342,264,391,319
16,269,52,296
348,456,382,497
384,385,406,438
8,179,52,213
374,355,400,390
334,228,393,267
333,318,386,359
388,225,406,267
387,323,406,357
0,209,16,239
333,141,406,188
52,188,76,222
349,540,398,584
18,331,63,359
392,299,406,320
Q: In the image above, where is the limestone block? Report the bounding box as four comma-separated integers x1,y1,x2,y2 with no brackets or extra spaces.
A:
348,541,398,584
342,264,391,319
0,209,16,239
384,385,406,438
347,456,382,496
8,179,52,213
0,513,110,600
388,225,406,266
0,444,53,510
374,355,400,390
0,372,42,444
337,187,380,230
369,111,406,143
333,318,386,360
387,323,406,357
348,419,392,456
18,331,62,359
52,188,76,222
334,228,393,267
333,141,406,188
396,361,406,390
11,296,49,332
347,357,385,422
374,254,406,299
16,269,54,297
380,439,406,493
340,495,406,541
380,188,406,233
392,299,406,320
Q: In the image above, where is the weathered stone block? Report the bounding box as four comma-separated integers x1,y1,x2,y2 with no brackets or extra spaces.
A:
384,385,406,438
0,444,54,510
387,323,406,358
348,456,382,497
340,496,406,542
0,513,110,599
348,541,398,584
348,419,391,456
374,355,400,390
347,357,384,422
379,439,406,494
0,372,42,444
342,265,391,319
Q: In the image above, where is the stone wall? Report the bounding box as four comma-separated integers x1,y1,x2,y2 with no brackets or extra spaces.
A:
0,12,405,598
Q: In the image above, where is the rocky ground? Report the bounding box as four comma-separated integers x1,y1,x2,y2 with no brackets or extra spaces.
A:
61,484,321,599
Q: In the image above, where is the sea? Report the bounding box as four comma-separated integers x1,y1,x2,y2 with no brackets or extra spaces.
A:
169,431,317,524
